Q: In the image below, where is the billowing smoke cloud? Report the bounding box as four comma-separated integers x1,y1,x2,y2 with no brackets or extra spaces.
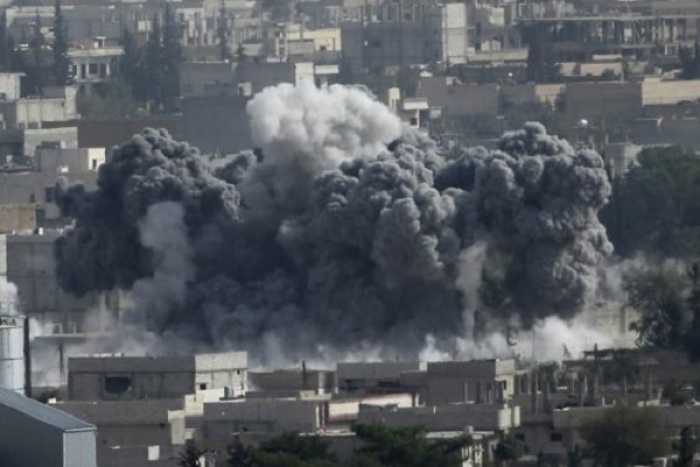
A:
53,82,613,361
0,277,19,315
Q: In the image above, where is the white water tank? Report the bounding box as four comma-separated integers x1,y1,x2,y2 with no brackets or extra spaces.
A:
0,314,24,393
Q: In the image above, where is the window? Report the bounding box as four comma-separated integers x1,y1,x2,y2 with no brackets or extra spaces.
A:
550,432,563,442
199,383,208,390
99,63,107,78
88,63,98,75
44,186,55,203
91,159,98,170
104,375,132,395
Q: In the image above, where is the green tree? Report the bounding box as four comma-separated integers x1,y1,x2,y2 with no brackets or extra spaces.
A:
217,0,232,61
522,24,562,84
580,406,670,467
675,426,696,467
567,445,583,467
679,42,700,80
662,380,694,406
226,424,472,467
28,11,46,96
494,434,529,464
160,3,183,112
349,422,471,467
0,9,14,72
227,436,254,467
228,433,338,467
178,439,205,467
76,79,140,119
144,14,163,111
601,146,700,258
51,0,71,86
118,27,144,99
625,265,690,351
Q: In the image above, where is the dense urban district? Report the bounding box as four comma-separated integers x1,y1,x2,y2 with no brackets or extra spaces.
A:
2,0,700,466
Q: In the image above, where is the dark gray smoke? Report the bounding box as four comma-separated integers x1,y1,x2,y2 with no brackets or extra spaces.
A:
54,83,612,358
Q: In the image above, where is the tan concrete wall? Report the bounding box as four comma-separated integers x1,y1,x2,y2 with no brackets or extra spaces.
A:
357,404,518,431
426,375,515,405
68,370,195,401
6,233,100,315
565,82,642,123
337,361,425,383
0,204,35,232
203,400,321,440
501,84,536,105
642,79,700,105
417,78,499,117
535,84,565,104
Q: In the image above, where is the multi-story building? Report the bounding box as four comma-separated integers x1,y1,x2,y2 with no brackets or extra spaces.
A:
341,0,468,78
68,38,123,94
67,352,249,401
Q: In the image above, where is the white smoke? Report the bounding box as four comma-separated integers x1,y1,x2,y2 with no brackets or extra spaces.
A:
0,276,19,315
456,241,488,339
420,314,615,363
129,202,194,328
247,81,402,167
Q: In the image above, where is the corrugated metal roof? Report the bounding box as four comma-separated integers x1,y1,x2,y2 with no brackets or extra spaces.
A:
0,386,96,432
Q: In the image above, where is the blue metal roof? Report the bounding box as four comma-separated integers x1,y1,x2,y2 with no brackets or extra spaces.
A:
0,387,95,432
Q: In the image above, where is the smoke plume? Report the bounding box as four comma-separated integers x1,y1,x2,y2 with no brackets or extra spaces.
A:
0,277,19,315
53,82,613,360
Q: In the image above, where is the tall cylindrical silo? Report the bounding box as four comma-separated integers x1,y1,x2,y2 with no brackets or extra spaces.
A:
0,314,24,393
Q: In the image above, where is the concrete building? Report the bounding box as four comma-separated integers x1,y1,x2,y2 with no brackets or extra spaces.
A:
67,352,248,401
0,385,97,467
0,144,99,225
249,367,337,395
564,81,643,126
265,23,342,55
425,359,517,406
336,361,427,392
386,87,430,134
68,39,124,94
357,402,521,432
0,233,106,326
0,87,79,130
543,404,700,455
43,116,182,150
341,0,468,78
417,77,500,118
181,95,252,154
204,398,325,436
35,147,106,174
521,13,700,66
0,73,24,102
181,61,236,97
234,59,336,94
0,204,36,232
56,399,186,466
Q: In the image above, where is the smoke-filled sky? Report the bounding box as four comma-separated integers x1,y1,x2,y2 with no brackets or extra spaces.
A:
53,82,613,360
